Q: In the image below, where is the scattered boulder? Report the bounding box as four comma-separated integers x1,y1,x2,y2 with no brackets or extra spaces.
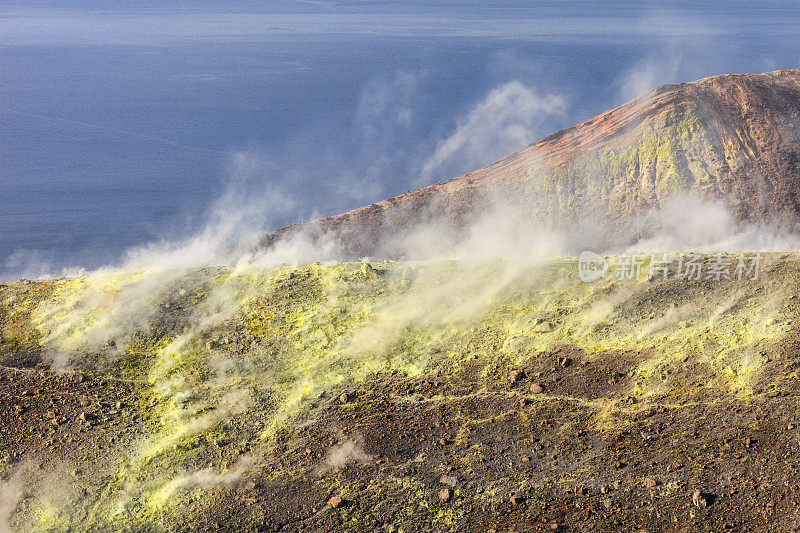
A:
329,495,343,509
533,319,553,333
693,489,708,508
438,488,452,502
360,263,379,280
530,383,544,394
439,474,458,487
508,369,524,382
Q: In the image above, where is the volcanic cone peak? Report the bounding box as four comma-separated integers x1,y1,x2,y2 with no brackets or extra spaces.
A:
255,68,800,259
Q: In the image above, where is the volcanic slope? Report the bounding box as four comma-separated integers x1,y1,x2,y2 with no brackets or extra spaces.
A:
2,254,800,531
257,68,800,257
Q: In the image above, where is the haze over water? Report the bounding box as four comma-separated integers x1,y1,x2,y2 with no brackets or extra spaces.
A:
2,1,799,279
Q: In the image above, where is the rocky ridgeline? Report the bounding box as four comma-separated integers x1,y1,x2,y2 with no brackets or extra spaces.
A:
255,68,800,258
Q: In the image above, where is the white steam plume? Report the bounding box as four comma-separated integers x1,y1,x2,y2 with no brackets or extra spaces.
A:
152,456,257,502
317,436,374,474
419,81,566,185
0,467,26,533
628,195,800,254
616,50,682,102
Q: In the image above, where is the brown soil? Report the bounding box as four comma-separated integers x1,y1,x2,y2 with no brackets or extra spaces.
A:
3,333,800,531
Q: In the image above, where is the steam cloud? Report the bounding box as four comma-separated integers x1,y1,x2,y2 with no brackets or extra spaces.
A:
153,456,257,502
317,435,374,474
420,81,566,184
0,467,25,532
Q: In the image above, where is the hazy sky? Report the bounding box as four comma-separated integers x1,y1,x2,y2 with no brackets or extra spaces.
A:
2,1,799,277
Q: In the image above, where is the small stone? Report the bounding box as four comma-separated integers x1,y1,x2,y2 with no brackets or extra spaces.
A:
519,398,529,407
360,262,379,280
438,488,452,502
439,438,447,446
559,357,572,368
508,370,523,382
329,495,343,508
510,492,524,506
530,383,543,394
600,484,609,494
550,523,559,531
339,393,349,404
644,477,657,488
692,489,707,508
533,320,552,333
439,474,458,487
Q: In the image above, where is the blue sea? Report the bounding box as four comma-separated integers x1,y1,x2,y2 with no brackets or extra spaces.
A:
2,1,799,278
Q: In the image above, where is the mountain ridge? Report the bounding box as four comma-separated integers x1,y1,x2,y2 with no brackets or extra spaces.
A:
255,67,800,258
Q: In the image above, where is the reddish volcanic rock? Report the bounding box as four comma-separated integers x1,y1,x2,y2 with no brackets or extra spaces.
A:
255,68,800,258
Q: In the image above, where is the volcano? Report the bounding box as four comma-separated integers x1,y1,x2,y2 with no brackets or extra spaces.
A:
4,69,800,532
258,68,800,257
